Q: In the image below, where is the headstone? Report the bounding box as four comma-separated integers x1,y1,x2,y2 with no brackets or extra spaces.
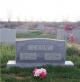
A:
72,29,80,44
0,28,16,44
57,28,80,43
57,29,65,40
7,38,74,67
0,29,1,44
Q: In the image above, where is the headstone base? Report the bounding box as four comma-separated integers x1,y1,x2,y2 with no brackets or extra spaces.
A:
7,60,74,67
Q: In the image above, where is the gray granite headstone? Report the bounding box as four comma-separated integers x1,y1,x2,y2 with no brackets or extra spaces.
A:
0,28,16,44
7,38,74,67
72,29,80,44
57,29,65,40
57,28,80,44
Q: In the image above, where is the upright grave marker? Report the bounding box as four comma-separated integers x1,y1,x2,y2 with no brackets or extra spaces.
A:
0,28,16,44
7,38,74,67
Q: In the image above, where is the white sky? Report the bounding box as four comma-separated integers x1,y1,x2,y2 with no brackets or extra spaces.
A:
0,0,80,21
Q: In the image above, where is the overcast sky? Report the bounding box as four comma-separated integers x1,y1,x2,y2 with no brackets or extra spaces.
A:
0,0,80,21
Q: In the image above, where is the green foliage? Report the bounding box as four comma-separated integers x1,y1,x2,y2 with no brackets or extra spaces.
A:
67,46,79,56
66,45,80,66
0,44,15,64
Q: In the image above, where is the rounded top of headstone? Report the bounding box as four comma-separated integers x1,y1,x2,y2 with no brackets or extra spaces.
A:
16,38,65,42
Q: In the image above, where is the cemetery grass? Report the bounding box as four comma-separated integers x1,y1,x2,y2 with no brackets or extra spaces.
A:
0,44,80,82
16,31,56,38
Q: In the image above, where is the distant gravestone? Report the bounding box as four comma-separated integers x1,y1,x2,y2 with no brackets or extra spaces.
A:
72,29,80,44
7,38,74,67
0,29,1,43
57,28,80,43
0,28,16,44
57,29,65,40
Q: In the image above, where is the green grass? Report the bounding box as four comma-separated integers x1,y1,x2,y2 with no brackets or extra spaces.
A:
0,44,80,82
16,31,56,38
0,44,15,64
